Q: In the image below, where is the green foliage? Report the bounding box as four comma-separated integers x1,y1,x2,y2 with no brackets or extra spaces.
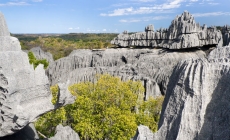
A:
67,75,144,140
28,51,49,69
13,33,118,60
51,85,59,105
35,75,164,139
135,96,164,132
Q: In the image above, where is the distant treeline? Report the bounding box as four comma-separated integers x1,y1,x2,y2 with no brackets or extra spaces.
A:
12,33,118,60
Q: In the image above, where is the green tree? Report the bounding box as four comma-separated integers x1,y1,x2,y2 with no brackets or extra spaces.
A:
35,75,164,139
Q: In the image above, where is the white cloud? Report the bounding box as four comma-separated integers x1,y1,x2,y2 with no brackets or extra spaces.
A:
130,0,156,2
119,19,141,23
102,29,107,32
193,12,230,17
100,0,184,16
69,27,80,30
32,0,43,2
0,2,30,6
208,2,219,5
119,16,169,23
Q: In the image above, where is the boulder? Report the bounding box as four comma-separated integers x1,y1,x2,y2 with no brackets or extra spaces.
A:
48,125,80,140
133,125,154,140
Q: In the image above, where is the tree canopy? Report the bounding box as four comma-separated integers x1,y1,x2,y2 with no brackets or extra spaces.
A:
35,74,164,139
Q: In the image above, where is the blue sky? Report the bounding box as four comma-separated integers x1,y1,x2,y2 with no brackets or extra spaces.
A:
0,0,229,33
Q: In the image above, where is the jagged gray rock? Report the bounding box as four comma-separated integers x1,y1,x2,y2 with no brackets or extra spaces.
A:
0,13,10,36
48,125,80,140
1,123,39,140
222,25,230,46
47,48,205,99
30,47,54,64
152,46,230,140
0,12,76,138
133,125,154,140
111,11,223,49
0,12,54,137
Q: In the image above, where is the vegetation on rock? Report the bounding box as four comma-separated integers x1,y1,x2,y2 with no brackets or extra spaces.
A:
35,74,164,139
28,51,49,69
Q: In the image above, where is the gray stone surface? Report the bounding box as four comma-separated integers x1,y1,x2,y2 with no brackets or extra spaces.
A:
133,125,154,140
111,11,223,49
0,123,39,140
152,46,230,140
0,13,74,139
47,48,205,99
30,47,54,64
0,13,10,36
222,25,230,46
0,12,54,137
48,124,80,140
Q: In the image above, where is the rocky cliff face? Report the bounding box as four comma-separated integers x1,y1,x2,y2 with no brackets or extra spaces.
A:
138,46,230,140
0,13,75,138
47,48,205,99
0,13,53,137
111,11,223,49
222,25,230,46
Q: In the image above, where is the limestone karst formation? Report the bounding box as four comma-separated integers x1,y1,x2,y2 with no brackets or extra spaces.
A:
133,46,230,140
111,11,223,49
2,10,230,140
0,13,74,138
222,25,230,46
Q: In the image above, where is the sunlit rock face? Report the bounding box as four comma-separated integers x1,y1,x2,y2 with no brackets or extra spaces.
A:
47,48,205,99
222,25,230,46
0,12,54,137
149,46,230,140
111,11,223,49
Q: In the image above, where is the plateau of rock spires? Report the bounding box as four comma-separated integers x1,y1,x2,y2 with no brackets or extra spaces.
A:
47,48,205,99
47,125,80,140
151,46,230,139
111,11,223,49
0,12,54,137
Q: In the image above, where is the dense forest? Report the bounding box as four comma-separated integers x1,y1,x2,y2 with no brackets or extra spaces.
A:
12,33,118,60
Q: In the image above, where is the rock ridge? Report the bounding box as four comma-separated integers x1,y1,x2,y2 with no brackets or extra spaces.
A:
111,11,223,49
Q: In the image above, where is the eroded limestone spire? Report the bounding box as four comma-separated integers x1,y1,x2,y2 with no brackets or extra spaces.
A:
0,12,10,36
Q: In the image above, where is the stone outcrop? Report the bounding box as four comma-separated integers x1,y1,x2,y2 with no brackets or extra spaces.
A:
0,13,74,138
1,123,39,140
47,125,80,140
111,11,223,49
46,48,205,99
133,125,154,140
222,25,230,46
150,46,230,140
30,47,54,64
